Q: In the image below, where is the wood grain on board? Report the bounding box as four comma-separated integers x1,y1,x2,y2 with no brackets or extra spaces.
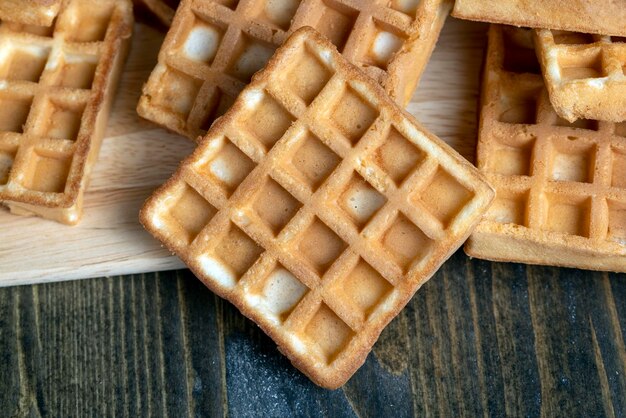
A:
0,18,487,286
1,253,624,416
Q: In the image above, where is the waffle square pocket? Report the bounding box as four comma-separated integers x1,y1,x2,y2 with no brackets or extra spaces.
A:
140,27,494,388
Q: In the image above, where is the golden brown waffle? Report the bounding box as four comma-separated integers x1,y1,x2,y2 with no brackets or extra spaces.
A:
137,0,452,141
465,25,626,272
135,0,179,26
0,0,62,27
452,0,626,37
140,27,494,388
0,0,133,224
535,29,626,123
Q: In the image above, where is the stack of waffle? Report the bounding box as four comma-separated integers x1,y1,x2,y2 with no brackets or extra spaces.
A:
451,0,626,271
2,0,625,390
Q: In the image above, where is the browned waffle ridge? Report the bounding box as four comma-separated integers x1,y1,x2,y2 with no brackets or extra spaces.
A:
465,25,626,272
140,27,494,388
452,0,626,38
0,0,62,27
0,0,134,224
137,0,452,141
535,29,626,123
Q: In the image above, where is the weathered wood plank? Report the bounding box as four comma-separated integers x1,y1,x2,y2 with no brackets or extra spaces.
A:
492,262,541,417
0,286,20,416
176,271,227,417
528,267,626,417
1,254,625,416
464,258,507,416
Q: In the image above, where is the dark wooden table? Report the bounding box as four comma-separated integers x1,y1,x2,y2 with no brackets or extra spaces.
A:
1,250,625,417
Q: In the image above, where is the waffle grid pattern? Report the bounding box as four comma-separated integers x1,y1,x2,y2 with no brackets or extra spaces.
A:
138,0,451,140
141,28,493,388
467,26,626,271
535,29,626,122
0,0,132,223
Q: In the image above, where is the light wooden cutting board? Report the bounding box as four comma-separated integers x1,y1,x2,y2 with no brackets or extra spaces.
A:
0,18,488,287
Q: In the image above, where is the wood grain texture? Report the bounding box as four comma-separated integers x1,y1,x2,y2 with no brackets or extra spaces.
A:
1,251,625,416
0,17,485,286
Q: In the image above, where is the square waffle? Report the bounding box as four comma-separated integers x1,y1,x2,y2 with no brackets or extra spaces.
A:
137,0,452,140
140,27,494,388
465,25,626,272
534,29,626,123
452,0,626,38
135,0,179,26
0,0,133,224
0,0,62,27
